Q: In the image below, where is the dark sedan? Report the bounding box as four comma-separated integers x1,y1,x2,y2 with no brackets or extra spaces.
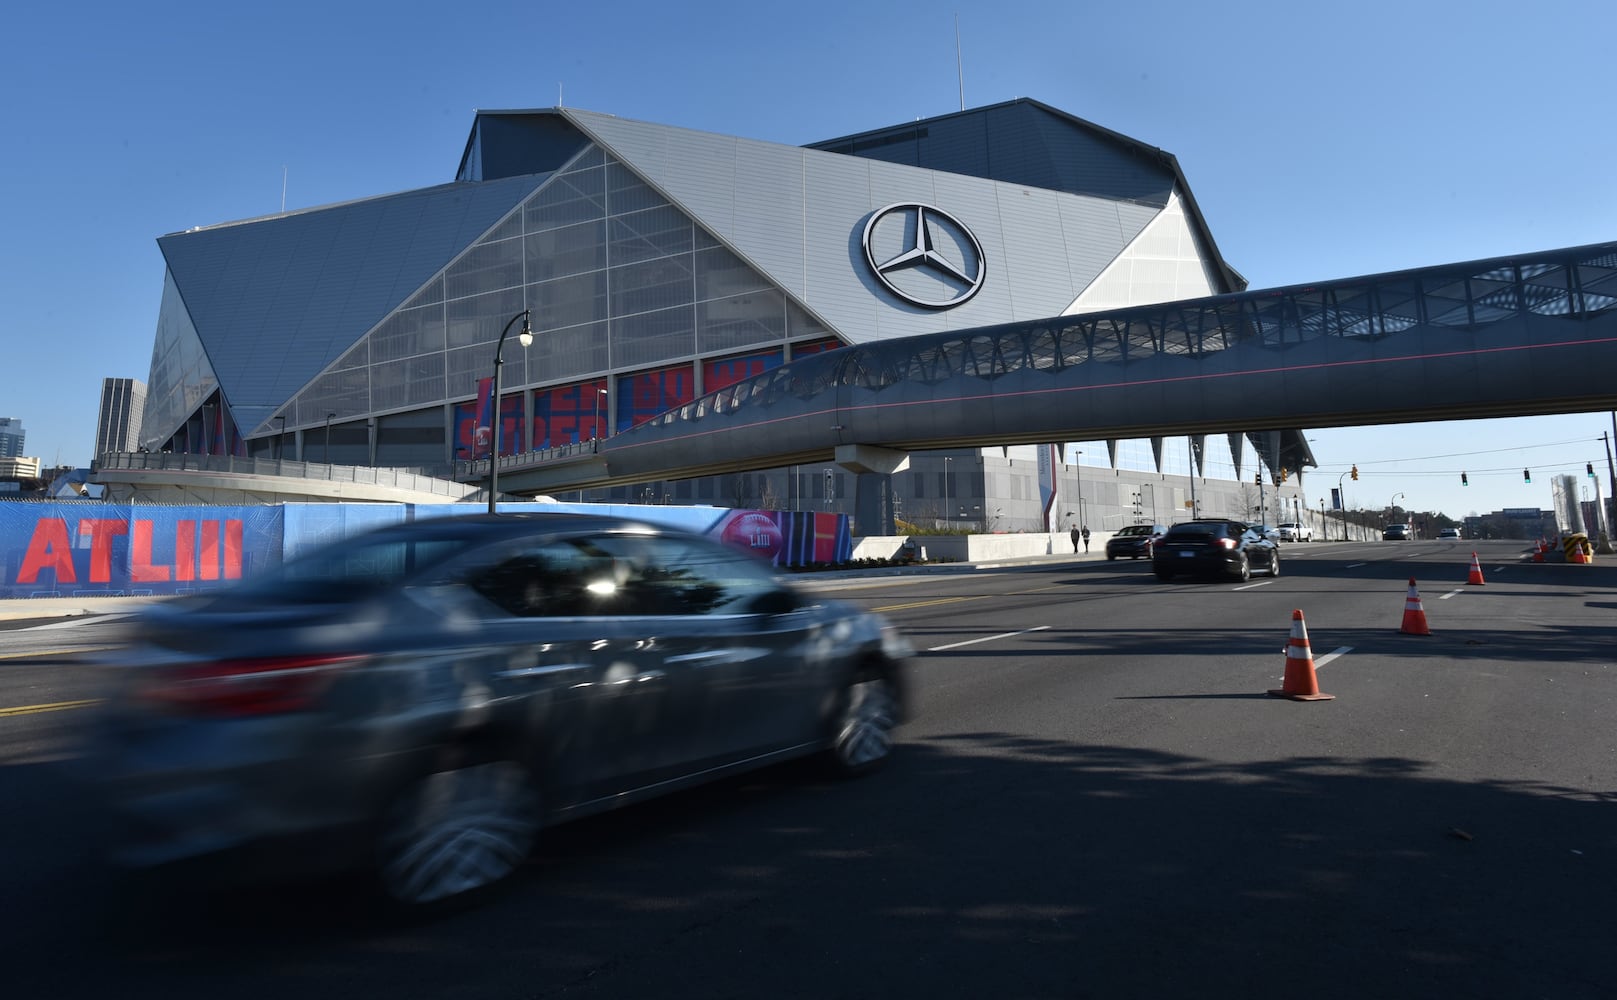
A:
1152,519,1280,582
85,513,912,910
1105,523,1166,560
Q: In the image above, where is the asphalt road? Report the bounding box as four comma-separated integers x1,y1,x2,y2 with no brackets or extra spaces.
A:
0,540,1612,1000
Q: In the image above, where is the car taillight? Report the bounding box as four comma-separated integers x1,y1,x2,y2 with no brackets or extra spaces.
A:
1214,537,1237,550
139,653,365,717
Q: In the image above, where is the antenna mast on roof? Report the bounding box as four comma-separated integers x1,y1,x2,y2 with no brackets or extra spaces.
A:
955,13,965,111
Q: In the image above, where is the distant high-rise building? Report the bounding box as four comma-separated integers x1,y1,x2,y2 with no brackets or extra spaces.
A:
96,378,147,457
0,417,24,458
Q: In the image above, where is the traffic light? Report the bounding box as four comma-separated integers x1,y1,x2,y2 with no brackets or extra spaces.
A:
1523,469,1531,483
1350,465,1359,481
1461,472,1469,486
1589,462,1597,479
1279,468,1288,483
1255,472,1262,485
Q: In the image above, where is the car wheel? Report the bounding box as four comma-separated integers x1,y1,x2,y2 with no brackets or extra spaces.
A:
1107,553,1116,561
375,759,540,909
827,672,898,777
1268,552,1281,577
1232,555,1251,582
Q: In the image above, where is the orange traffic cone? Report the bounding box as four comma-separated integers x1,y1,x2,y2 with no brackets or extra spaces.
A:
1400,578,1432,635
1268,609,1334,701
1533,540,1545,563
1466,552,1486,586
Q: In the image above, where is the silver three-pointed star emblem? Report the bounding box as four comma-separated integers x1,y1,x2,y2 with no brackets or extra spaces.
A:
861,202,986,309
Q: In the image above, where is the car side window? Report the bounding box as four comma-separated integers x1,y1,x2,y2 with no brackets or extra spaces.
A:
612,536,783,616
465,539,622,617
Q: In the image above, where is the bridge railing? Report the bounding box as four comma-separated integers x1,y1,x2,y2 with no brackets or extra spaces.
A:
94,452,476,499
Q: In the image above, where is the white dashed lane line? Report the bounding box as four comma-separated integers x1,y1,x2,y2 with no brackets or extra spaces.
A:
927,625,1051,652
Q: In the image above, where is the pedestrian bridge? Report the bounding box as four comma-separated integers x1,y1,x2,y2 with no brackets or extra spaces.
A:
485,240,1617,495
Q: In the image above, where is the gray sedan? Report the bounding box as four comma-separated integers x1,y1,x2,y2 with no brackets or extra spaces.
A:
85,513,912,910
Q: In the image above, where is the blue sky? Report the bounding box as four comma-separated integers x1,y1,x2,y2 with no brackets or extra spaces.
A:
3,0,1614,520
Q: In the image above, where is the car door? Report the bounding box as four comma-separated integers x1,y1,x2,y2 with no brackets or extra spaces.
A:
455,537,685,808
608,533,822,770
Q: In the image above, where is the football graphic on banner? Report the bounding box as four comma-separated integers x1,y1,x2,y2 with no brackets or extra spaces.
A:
717,510,784,563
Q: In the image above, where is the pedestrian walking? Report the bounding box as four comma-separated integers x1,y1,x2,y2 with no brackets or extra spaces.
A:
1071,525,1081,553
1081,525,1091,553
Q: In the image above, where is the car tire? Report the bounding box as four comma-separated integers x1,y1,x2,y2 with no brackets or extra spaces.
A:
374,759,540,910
1233,555,1251,582
1268,553,1281,577
1107,553,1116,561
826,671,898,777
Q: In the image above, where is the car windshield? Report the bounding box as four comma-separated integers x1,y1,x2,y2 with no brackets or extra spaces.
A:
1118,525,1152,536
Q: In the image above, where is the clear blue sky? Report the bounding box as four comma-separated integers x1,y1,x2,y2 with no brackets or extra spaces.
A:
4,0,1614,520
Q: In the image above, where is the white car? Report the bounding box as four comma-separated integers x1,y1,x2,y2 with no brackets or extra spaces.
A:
1437,527,1462,540
1275,522,1312,542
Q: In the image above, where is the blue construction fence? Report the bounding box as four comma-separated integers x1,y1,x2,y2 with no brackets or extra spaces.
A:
0,501,852,600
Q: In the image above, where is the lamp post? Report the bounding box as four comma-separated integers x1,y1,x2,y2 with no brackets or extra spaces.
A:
943,456,952,528
324,412,335,465
1075,449,1084,531
488,310,534,514
593,387,608,441
1337,470,1352,542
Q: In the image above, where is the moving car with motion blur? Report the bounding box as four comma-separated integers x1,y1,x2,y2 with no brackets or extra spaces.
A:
1437,527,1462,540
1105,523,1167,560
1152,519,1281,582
86,513,912,910
1383,523,1412,540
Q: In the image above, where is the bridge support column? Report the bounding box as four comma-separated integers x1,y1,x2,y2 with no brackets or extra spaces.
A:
835,445,910,537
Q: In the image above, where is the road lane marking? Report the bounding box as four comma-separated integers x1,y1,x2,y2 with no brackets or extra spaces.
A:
1346,563,1368,569
1313,647,1352,668
873,596,978,613
1233,580,1275,591
1438,589,1464,600
928,625,1051,652
0,698,102,718
0,646,116,661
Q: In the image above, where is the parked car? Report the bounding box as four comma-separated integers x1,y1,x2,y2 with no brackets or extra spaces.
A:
1275,522,1313,542
1383,523,1411,540
1152,519,1280,582
1437,527,1462,540
85,513,913,909
1105,523,1167,560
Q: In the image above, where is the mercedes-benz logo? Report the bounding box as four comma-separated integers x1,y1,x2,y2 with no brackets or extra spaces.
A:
861,202,985,309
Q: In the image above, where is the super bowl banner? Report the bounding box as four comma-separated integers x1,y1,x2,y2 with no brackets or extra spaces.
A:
0,503,286,599
0,502,852,599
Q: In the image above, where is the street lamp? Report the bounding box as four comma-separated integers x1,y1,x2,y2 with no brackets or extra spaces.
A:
1075,449,1084,530
324,412,335,465
488,310,534,513
593,387,608,441
1336,470,1352,542
943,456,952,528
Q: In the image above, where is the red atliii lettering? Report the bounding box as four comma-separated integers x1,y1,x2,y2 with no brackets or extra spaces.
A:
13,518,247,586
